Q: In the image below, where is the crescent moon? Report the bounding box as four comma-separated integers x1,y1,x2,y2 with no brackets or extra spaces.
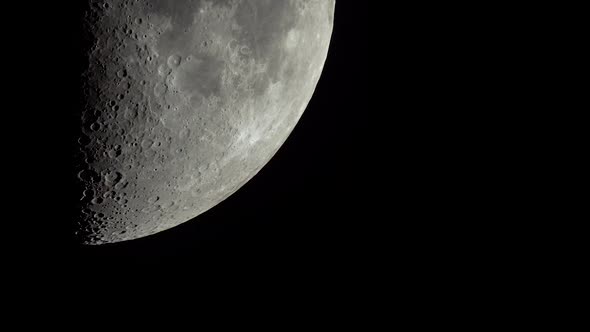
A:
74,0,335,244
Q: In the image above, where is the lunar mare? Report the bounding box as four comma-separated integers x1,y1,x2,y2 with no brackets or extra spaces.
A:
74,0,335,244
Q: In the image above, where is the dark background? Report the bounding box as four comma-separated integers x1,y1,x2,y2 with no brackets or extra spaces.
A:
10,0,536,308
15,1,372,272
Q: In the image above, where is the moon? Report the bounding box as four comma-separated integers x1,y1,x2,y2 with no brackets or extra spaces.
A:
73,0,335,244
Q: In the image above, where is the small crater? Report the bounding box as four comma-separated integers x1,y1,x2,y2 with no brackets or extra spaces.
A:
154,82,167,96
105,171,123,186
91,197,104,205
141,138,154,149
158,64,171,77
167,54,181,68
117,69,128,78
78,169,100,183
90,122,102,131
107,147,122,158
239,45,252,55
179,128,190,140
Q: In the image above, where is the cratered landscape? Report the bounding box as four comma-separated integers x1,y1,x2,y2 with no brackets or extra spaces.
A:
73,0,335,245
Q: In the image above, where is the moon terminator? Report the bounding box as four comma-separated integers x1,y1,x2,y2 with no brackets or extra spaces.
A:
74,0,335,244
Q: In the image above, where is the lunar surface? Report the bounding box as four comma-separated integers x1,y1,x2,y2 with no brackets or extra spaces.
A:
73,0,335,244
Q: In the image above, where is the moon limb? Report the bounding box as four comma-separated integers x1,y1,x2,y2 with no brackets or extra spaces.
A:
74,0,335,244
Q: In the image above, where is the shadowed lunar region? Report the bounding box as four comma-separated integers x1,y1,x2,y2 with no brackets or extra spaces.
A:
73,0,335,244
